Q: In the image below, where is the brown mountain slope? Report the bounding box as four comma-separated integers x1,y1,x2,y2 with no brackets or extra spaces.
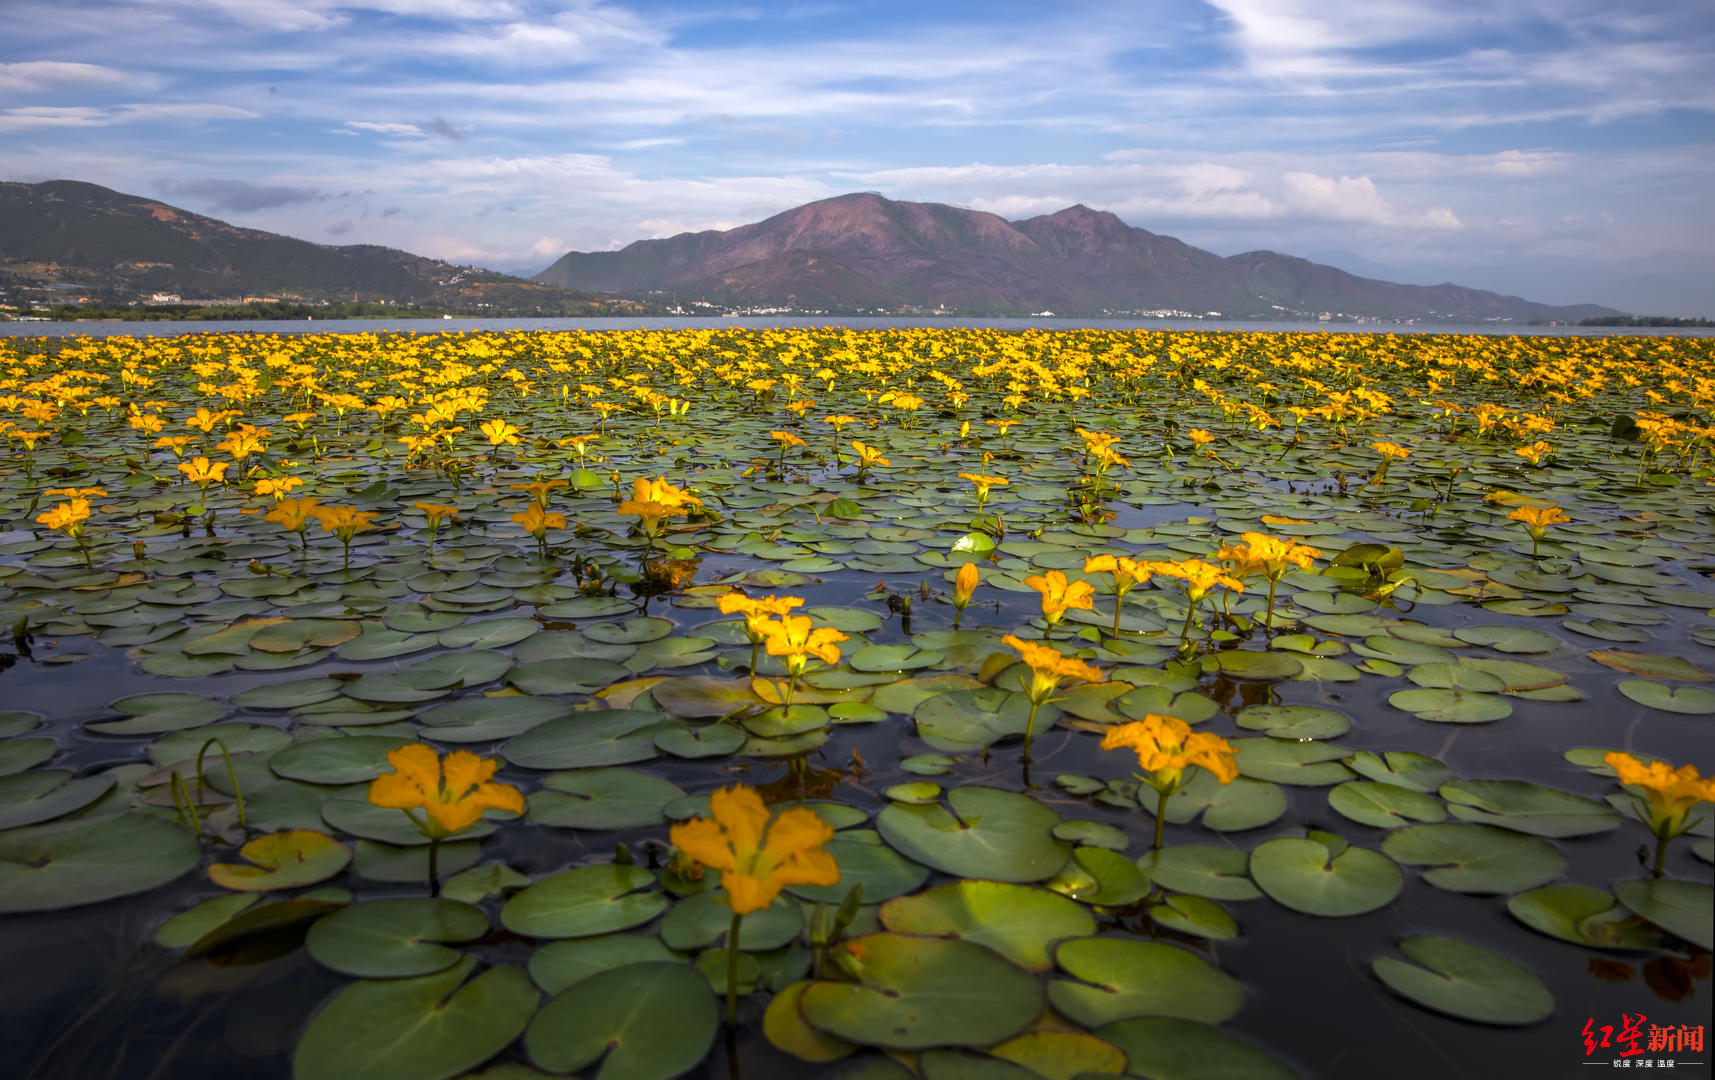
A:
536,193,1621,321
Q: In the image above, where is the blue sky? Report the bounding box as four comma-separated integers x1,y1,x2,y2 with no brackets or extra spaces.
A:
3,0,1712,312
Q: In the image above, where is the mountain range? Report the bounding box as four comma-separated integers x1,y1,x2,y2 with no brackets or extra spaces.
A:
535,192,1621,322
0,180,1622,322
0,180,623,314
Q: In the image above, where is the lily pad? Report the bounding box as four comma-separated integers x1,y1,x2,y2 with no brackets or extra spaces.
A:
1612,877,1714,950
527,933,682,995
501,710,662,769
1049,936,1243,1027
876,786,1070,883
913,689,1050,753
501,864,666,939
1372,935,1552,1025
1616,680,1715,715
1382,824,1565,894
1097,1018,1299,1080
1506,885,1663,951
1249,835,1403,917
1327,782,1447,828
528,768,686,830
878,880,1095,971
0,812,201,913
1137,846,1260,902
788,831,930,905
208,829,352,891
1388,688,1512,724
1440,779,1621,838
1232,739,1355,786
798,933,1044,1050
307,898,489,977
295,956,538,1080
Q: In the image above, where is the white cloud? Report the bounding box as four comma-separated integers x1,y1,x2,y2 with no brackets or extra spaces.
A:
343,120,426,137
1279,172,1462,229
0,61,135,93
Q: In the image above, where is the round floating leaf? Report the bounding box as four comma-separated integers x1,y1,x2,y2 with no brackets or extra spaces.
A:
153,893,260,948
798,933,1043,1050
1154,773,1286,832
528,768,685,830
1049,936,1243,1028
0,812,201,913
1232,739,1355,786
990,1030,1127,1080
439,617,539,649
0,771,115,830
876,786,1070,883
1591,649,1711,681
507,658,630,696
537,596,634,619
654,722,746,758
1328,782,1446,828
1382,823,1565,894
1612,878,1714,950
501,710,662,770
765,981,856,1064
321,786,497,846
660,887,803,951
307,898,489,977
1388,688,1512,724
1235,704,1349,740
1049,847,1152,907
878,880,1095,971
1616,680,1715,715
353,838,483,883
1440,779,1621,838
1452,625,1561,654
1137,846,1261,902
501,864,666,939
1098,1018,1299,1080
233,677,343,710
1206,649,1303,680
1249,836,1403,917
528,933,681,995
1507,885,1662,951
1372,935,1552,1026
1342,750,1451,794
913,689,1051,753
650,676,763,718
584,616,674,644
209,829,352,891
89,692,227,735
789,831,929,904
525,961,716,1078
271,736,412,784
1147,893,1237,941
295,956,538,1080
0,738,54,776
418,696,566,742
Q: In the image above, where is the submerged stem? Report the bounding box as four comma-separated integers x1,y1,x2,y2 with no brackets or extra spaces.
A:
725,910,744,1028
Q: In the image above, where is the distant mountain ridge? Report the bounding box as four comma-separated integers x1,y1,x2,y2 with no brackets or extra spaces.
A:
535,192,1621,321
0,179,621,313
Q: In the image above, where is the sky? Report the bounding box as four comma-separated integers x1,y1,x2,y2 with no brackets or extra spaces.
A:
3,0,1712,313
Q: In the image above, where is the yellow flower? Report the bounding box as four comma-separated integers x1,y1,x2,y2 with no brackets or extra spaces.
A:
1603,753,1715,842
511,502,567,538
756,614,847,676
1215,532,1322,582
178,456,229,485
415,502,460,527
1371,441,1413,460
1023,569,1096,626
1507,503,1570,537
823,415,859,431
253,476,303,500
1084,554,1152,595
368,744,524,839
1150,558,1244,603
508,479,568,507
958,472,1009,502
1186,429,1215,447
1001,633,1104,705
265,496,321,533
480,418,522,446
952,561,979,608
669,785,839,916
1514,440,1554,465
1103,713,1239,795
851,440,890,470
769,430,806,449
36,497,90,534
617,476,702,528
717,592,805,639
312,505,379,541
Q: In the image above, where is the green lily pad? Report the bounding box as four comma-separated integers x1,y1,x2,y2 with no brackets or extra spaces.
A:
209,829,352,891
1148,893,1237,941
1327,782,1447,828
1048,846,1153,907
1249,835,1403,917
1049,936,1243,1027
765,980,857,1065
88,692,227,735
0,738,54,776
525,961,718,1077
507,658,630,696
1388,688,1513,723
1205,649,1303,680
798,933,1044,1050
1234,704,1349,740
307,898,489,977
418,696,566,742
1452,625,1561,654
270,736,413,784
653,721,747,758
1232,739,1355,786
660,887,803,951
1152,772,1286,832
913,689,1051,753
1616,680,1715,715
1591,649,1711,681
1342,751,1452,794
0,812,201,913
528,768,685,830
1440,779,1621,837
988,1030,1127,1080
1506,885,1663,950
153,893,261,948
321,786,499,846
1382,824,1565,893
0,771,115,830
1097,1018,1299,1080
1136,846,1260,902
876,786,1070,883
295,956,538,1080
1372,935,1552,1025
501,864,666,938
527,933,681,995
501,710,662,769
1612,878,1714,950
879,880,1095,971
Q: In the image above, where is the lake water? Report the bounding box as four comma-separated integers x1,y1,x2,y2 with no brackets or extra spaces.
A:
3,315,1712,338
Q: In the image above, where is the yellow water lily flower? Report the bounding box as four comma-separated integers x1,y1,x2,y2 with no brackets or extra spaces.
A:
851,440,890,475
312,505,380,567
36,497,90,535
480,418,522,446
369,743,524,839
1103,714,1239,848
177,456,229,485
1604,752,1715,875
1214,532,1322,630
1151,558,1244,647
951,561,979,627
1023,569,1096,632
1001,632,1103,764
1508,503,1571,557
1084,554,1152,637
718,592,805,672
958,472,1008,510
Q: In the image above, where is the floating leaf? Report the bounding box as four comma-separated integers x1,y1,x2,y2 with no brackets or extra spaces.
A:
1616,680,1715,715
208,829,352,891
1137,846,1260,902
1382,823,1565,894
1440,779,1621,837
0,812,200,913
1049,936,1243,1027
1327,782,1446,828
501,864,666,939
1249,835,1403,917
1372,936,1552,1025
879,880,1095,971
501,710,662,770
527,933,681,995
528,768,685,830
875,786,1070,883
1612,878,1714,950
307,898,489,977
1507,885,1662,951
1097,1018,1299,1080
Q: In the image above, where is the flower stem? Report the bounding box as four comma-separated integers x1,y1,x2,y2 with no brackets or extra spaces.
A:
1179,597,1197,648
427,836,440,896
1153,788,1169,850
725,910,744,1028
1653,832,1669,878
1264,578,1278,637
1022,699,1041,765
